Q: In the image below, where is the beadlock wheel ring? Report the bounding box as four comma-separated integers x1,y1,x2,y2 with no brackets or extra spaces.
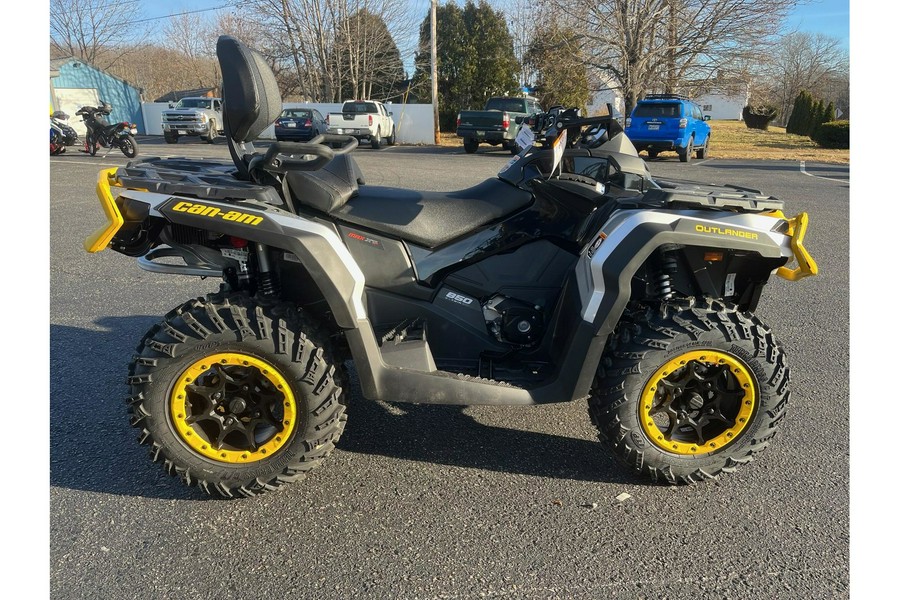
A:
639,350,757,455
169,352,297,464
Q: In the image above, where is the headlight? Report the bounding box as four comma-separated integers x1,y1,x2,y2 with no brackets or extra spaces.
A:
200,114,208,123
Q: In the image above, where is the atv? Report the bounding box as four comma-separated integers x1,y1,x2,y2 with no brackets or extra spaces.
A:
84,36,818,497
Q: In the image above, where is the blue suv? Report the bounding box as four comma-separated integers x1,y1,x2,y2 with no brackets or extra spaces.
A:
625,94,711,162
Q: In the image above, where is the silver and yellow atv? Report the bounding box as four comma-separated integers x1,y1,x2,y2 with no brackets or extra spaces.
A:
85,36,817,497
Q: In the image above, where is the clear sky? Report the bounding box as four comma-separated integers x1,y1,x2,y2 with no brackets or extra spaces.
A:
784,0,850,48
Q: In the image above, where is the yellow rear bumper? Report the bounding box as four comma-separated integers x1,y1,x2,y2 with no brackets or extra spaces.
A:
83,168,123,253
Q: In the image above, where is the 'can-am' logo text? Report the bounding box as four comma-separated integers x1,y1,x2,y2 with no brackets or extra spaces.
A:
172,201,263,226
695,224,758,240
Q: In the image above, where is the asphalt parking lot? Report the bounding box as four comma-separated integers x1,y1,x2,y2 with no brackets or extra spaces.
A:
50,137,849,599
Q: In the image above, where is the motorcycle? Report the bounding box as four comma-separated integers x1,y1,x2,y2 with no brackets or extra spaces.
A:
50,110,78,155
83,36,819,497
76,101,139,158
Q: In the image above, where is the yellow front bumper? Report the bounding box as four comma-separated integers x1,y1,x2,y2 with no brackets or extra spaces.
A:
776,212,819,281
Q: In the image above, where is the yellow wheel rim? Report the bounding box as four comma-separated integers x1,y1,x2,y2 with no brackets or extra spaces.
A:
170,353,297,464
639,350,756,455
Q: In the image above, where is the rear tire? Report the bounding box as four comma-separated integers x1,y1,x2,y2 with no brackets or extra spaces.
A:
678,137,693,163
120,134,138,158
127,295,348,498
696,136,709,159
164,131,179,144
463,138,478,154
588,298,789,484
370,128,382,149
647,150,659,159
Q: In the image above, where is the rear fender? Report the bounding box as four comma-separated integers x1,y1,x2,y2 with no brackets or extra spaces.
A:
98,188,367,328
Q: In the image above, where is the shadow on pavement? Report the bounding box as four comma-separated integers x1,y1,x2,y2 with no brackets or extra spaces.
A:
338,371,643,486
50,318,208,501
52,317,642,497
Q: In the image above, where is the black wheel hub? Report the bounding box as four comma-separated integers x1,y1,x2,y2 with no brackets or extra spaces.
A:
184,363,286,452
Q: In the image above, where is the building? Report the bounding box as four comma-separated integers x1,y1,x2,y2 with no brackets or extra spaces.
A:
49,57,145,135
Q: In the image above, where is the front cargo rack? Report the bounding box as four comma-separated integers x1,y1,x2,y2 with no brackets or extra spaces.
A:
645,178,784,213
115,157,284,206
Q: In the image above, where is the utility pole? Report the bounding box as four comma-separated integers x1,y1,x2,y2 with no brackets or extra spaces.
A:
431,0,440,144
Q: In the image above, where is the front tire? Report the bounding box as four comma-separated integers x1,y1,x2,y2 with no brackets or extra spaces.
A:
164,131,179,144
127,295,347,498
120,134,138,158
386,127,396,145
588,299,789,484
206,119,218,144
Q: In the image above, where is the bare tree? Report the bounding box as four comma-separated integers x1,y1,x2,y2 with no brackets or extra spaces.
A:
49,0,148,69
233,0,413,101
547,0,800,114
759,31,849,125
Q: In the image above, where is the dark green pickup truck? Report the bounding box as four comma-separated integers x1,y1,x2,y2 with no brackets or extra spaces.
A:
456,96,542,154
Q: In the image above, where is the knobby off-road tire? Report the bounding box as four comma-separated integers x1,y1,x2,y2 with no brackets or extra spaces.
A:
127,295,347,498
588,298,789,484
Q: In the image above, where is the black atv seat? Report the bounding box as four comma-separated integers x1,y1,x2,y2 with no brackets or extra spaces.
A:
332,178,533,248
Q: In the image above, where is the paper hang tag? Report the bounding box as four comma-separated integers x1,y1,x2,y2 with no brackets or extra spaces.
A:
515,124,534,150
550,129,567,177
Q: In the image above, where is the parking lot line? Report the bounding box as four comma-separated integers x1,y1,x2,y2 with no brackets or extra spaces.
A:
800,160,848,182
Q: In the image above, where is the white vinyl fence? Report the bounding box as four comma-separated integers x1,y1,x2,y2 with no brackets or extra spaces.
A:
141,101,436,145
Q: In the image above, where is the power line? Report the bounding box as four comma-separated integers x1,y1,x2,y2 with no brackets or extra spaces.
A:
130,4,229,25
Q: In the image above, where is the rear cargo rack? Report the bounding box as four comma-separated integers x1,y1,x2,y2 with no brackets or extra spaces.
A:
115,157,284,206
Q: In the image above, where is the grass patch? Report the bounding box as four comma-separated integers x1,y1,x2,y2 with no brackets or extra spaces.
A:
694,120,848,163
438,119,849,164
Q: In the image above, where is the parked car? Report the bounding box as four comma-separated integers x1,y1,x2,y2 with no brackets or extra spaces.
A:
326,100,396,149
456,96,543,154
624,94,711,162
274,107,327,142
161,97,224,144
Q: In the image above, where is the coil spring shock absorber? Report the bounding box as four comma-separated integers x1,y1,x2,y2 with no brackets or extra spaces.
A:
654,252,678,300
255,243,280,298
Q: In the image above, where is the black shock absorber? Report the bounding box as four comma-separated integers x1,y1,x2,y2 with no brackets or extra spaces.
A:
255,243,280,298
655,252,678,300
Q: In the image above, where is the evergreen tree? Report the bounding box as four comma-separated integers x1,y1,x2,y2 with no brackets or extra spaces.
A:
806,99,824,137
524,21,590,112
786,92,803,134
414,0,520,131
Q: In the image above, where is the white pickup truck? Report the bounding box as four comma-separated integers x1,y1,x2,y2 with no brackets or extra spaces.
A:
161,97,224,144
326,100,396,149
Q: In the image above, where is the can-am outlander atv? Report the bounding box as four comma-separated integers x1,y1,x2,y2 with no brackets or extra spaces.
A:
84,37,818,497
